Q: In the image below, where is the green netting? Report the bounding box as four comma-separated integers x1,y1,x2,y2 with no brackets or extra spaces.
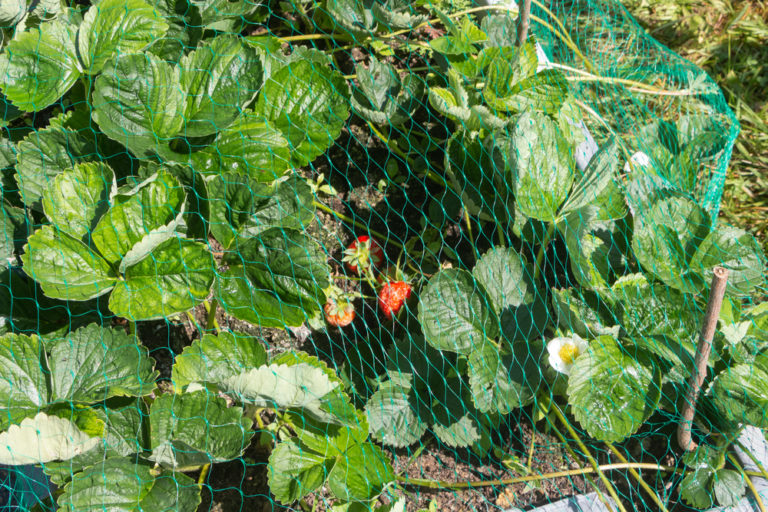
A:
0,0,766,511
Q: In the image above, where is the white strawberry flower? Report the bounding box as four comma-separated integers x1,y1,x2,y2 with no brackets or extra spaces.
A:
547,334,589,376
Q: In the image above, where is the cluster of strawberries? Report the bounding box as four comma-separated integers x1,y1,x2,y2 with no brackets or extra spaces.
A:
323,236,412,327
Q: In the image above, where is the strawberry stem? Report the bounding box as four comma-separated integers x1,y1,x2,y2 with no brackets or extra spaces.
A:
314,200,404,250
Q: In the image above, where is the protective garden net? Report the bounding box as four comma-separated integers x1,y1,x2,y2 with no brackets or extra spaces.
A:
0,0,766,511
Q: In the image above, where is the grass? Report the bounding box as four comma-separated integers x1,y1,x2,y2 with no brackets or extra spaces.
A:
621,0,768,252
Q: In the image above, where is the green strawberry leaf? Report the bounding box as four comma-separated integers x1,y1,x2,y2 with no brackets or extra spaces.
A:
77,0,168,75
432,413,482,449
484,69,568,114
14,111,99,210
567,335,661,442
0,267,105,339
91,170,186,266
43,402,149,485
256,59,350,167
351,56,424,127
327,442,394,502
365,380,428,448
219,228,330,326
148,0,202,63
418,268,499,354
0,333,48,424
710,364,768,428
0,412,100,465
48,324,157,403
58,457,201,512
138,470,201,511
149,390,252,468
215,266,307,328
557,207,616,290
208,173,314,250
179,35,263,137
92,52,184,158
502,110,576,222
444,130,511,222
222,363,344,424
325,0,376,34
191,114,291,181
551,287,618,339
632,194,711,294
472,246,547,341
0,200,26,260
22,225,117,301
191,0,257,27
467,340,537,414
690,225,766,297
268,438,331,505
172,330,267,391
712,469,745,507
611,273,701,345
0,0,25,27
371,0,427,30
561,137,626,220
42,162,114,241
109,237,214,320
0,18,80,111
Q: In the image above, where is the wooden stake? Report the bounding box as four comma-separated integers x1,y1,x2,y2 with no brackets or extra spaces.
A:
678,266,730,451
516,0,532,47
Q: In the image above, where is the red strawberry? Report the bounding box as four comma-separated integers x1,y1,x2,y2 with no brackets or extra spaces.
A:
324,299,355,327
342,236,384,274
378,281,412,320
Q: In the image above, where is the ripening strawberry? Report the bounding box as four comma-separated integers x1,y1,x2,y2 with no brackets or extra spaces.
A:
342,236,384,274
378,281,412,320
324,299,355,327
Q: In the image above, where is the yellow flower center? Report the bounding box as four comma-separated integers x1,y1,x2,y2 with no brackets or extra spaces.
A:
558,343,580,365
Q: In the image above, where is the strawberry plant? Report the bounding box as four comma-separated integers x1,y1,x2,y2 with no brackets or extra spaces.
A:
0,0,765,510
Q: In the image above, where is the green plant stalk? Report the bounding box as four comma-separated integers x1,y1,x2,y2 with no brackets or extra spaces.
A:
497,222,506,247
366,121,411,162
404,439,431,473
397,462,688,490
526,429,536,470
313,200,404,250
735,438,768,481
185,310,203,336
564,75,696,97
533,222,556,281
332,274,366,282
278,33,344,43
606,443,670,512
528,0,595,72
299,498,313,512
463,209,474,243
343,65,433,80
365,121,446,188
542,402,614,510
554,62,695,96
550,403,628,512
205,299,220,333
197,463,211,486
728,454,768,512
571,98,635,163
